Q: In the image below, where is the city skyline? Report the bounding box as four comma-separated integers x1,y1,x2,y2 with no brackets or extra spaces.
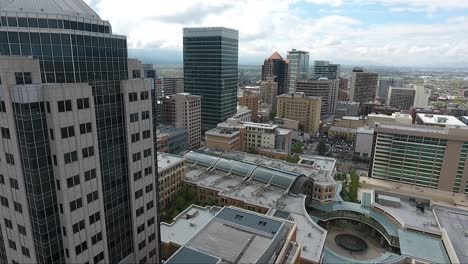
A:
85,0,468,67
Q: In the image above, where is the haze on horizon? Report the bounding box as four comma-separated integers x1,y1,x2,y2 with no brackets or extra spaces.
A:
85,0,468,68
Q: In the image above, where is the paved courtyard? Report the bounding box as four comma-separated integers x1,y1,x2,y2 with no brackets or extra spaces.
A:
324,220,391,261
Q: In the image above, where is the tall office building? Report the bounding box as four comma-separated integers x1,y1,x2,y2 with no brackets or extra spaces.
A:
313,60,340,79
261,51,290,95
259,76,278,110
0,2,159,264
183,27,238,131
338,77,349,101
412,85,432,108
239,90,259,122
387,87,416,110
369,123,468,194
377,77,403,102
276,93,321,135
143,64,157,79
162,77,184,96
349,68,378,103
296,79,339,118
161,93,201,149
287,49,309,93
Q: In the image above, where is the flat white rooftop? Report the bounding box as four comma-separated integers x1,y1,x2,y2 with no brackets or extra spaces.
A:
162,206,292,264
433,206,468,264
157,153,184,172
417,113,467,127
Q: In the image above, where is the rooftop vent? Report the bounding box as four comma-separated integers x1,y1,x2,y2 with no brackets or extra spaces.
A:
184,208,199,219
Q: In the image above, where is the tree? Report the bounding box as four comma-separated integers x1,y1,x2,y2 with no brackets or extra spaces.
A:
269,112,277,121
348,170,360,203
247,147,258,154
316,140,328,155
292,143,303,154
286,155,300,163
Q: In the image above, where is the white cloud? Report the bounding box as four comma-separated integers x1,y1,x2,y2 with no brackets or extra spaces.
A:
303,0,344,7
84,0,468,66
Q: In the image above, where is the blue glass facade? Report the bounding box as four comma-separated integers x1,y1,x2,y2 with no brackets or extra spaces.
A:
183,28,238,131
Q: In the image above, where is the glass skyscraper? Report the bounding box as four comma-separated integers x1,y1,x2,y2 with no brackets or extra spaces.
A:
183,27,239,131
287,49,310,94
0,1,159,264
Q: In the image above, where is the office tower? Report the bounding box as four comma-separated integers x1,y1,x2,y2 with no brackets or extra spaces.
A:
162,77,184,96
0,2,159,264
261,51,290,95
143,64,157,79
369,123,468,194
377,77,403,102
183,27,238,131
239,90,259,122
161,93,201,149
155,78,164,98
287,49,309,93
276,93,321,135
259,76,278,111
296,79,339,118
349,68,378,103
156,126,188,154
461,87,468,98
338,77,349,101
387,87,416,110
411,85,431,108
313,60,340,79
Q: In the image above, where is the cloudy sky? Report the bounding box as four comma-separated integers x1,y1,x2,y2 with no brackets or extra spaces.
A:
84,0,468,67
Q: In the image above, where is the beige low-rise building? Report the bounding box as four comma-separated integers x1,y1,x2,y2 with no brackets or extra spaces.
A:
239,90,259,122
333,116,367,128
204,126,240,151
328,126,357,141
158,153,186,209
276,93,321,135
205,119,292,158
367,112,413,127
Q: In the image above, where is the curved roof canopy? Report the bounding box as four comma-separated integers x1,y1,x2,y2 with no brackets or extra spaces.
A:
185,151,306,194
0,0,100,19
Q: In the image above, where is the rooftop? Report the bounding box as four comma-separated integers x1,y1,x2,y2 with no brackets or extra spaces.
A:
329,126,357,133
205,127,240,137
277,93,321,100
0,0,101,19
163,206,291,264
433,206,468,264
183,27,239,39
398,229,450,263
267,51,283,61
166,247,220,264
373,190,440,235
417,113,467,127
183,150,332,263
356,126,374,134
157,153,184,172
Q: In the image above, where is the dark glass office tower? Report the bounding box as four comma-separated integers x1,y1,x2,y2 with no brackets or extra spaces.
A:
261,51,290,95
183,27,238,131
0,1,134,263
